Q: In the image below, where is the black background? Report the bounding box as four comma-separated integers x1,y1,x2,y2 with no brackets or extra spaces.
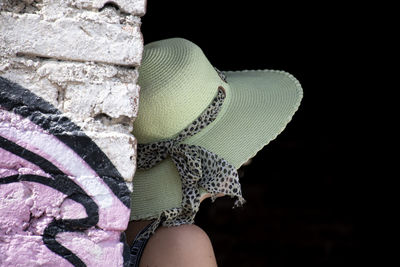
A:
141,1,366,266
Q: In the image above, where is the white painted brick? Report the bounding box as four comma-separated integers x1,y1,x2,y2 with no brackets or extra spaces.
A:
36,60,140,122
0,12,143,66
69,0,146,16
64,82,139,119
0,66,60,108
85,131,136,182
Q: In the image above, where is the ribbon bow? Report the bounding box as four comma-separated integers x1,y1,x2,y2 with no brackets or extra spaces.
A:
136,87,245,236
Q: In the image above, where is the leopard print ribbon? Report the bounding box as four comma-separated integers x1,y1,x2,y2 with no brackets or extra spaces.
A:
136,87,245,239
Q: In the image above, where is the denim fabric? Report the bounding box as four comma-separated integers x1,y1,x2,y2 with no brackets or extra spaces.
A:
129,223,154,267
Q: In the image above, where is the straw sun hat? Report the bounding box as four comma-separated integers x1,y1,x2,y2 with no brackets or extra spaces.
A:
130,38,303,235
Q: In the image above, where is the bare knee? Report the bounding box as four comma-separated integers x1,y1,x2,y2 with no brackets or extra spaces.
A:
140,224,217,267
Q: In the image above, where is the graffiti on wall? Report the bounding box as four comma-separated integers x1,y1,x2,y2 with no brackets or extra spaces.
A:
0,77,131,267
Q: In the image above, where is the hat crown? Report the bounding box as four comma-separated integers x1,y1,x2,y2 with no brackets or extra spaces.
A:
133,38,228,143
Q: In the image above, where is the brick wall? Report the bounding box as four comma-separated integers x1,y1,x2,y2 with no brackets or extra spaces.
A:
0,1,145,266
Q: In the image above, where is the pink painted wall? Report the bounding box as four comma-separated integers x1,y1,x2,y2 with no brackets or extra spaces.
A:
0,78,132,266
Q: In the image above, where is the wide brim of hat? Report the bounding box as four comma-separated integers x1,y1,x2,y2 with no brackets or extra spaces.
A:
130,69,303,221
183,69,303,168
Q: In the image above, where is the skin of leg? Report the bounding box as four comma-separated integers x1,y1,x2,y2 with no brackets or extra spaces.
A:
125,194,223,266
139,224,218,267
